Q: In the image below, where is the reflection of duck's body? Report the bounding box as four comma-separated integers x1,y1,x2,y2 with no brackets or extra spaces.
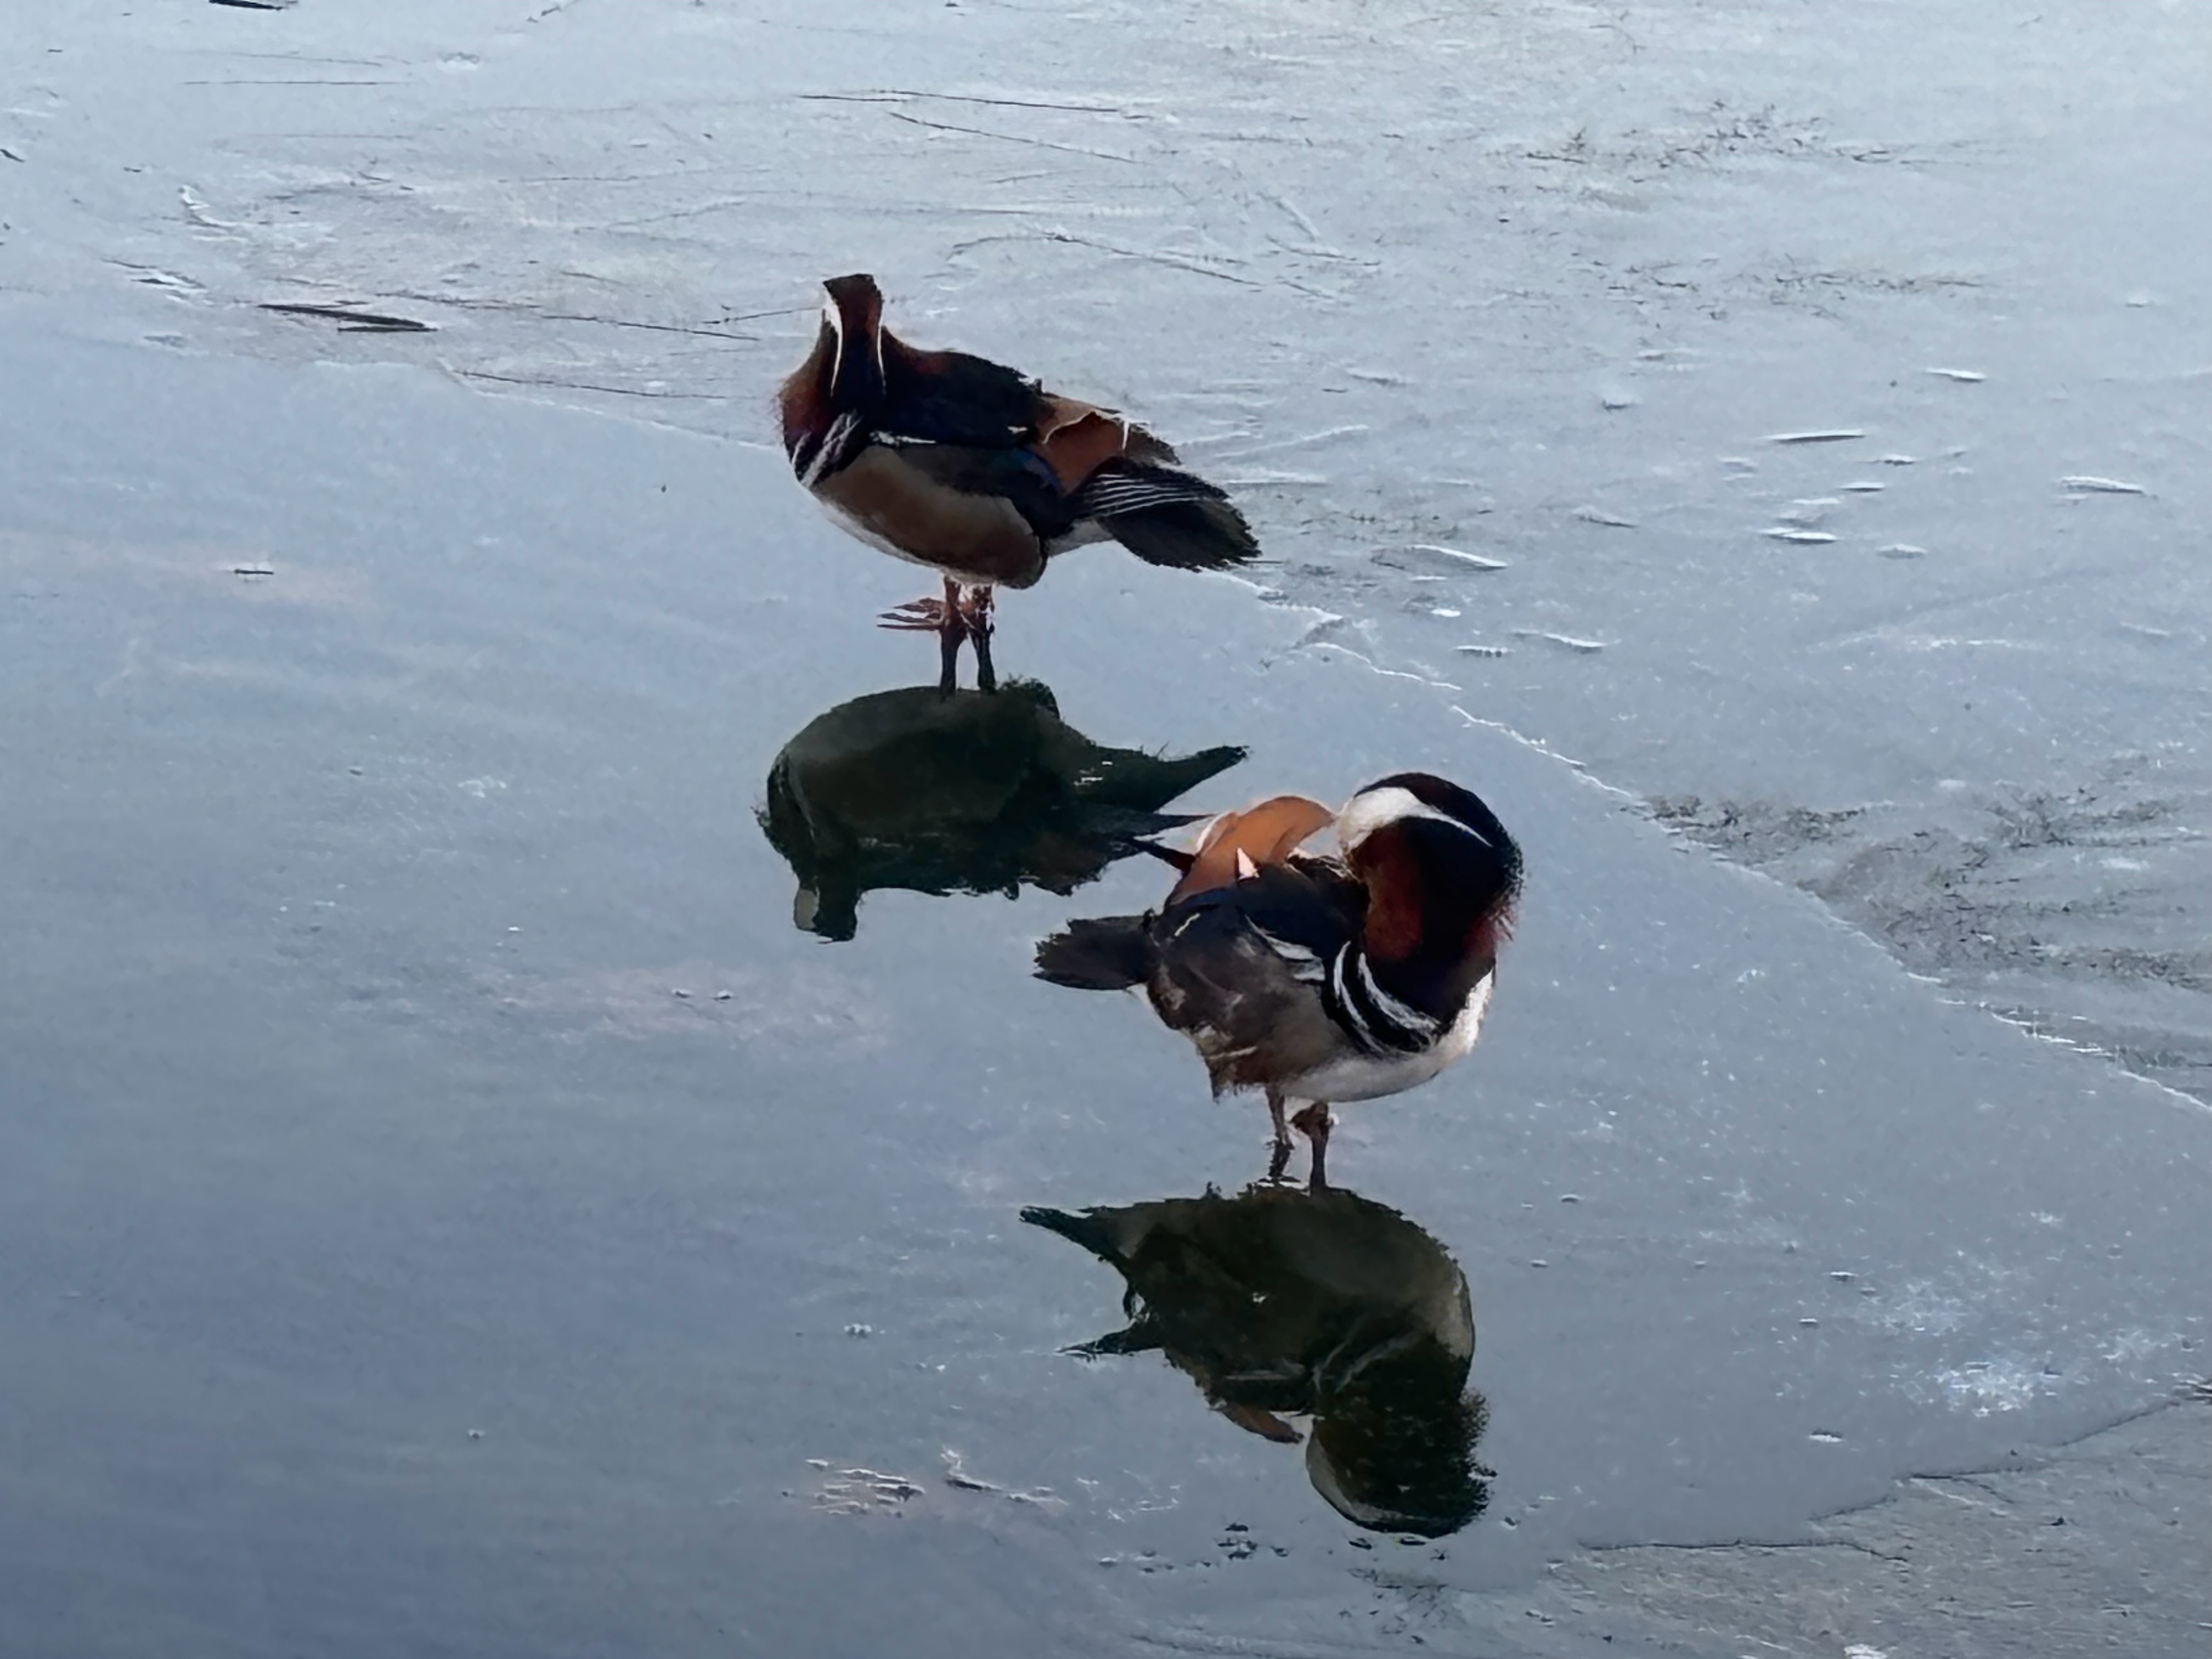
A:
760,679,1244,940
1036,773,1521,1186
777,275,1260,672
1025,1185,1489,1537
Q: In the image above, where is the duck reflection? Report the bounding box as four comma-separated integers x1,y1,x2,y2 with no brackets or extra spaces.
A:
1024,1184,1489,1538
760,679,1245,940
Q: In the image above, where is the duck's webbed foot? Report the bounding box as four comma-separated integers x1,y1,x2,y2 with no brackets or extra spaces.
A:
882,579,997,692
878,575,967,637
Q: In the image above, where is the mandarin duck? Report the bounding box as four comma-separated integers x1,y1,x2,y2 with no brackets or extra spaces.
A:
778,274,1261,684
1036,773,1520,1188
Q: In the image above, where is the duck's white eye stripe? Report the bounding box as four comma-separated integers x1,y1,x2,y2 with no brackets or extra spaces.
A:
1335,785,1488,850
822,295,845,385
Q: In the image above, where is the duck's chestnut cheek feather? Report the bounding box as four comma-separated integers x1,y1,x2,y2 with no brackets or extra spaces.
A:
1357,831,1426,963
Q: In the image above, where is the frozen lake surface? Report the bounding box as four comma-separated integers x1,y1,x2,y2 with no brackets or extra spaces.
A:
12,0,2207,1099
4,4,2210,1656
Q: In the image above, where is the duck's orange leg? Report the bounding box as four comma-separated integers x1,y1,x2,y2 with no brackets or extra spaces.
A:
879,574,967,637
881,579,998,692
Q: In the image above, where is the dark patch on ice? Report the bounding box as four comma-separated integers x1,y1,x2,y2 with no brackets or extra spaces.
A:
1654,778,2212,1103
1372,543,1509,575
1648,797,1867,861
262,301,431,332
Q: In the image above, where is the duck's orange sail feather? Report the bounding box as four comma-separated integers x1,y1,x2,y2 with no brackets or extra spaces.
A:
1166,794,1335,904
1032,394,1176,492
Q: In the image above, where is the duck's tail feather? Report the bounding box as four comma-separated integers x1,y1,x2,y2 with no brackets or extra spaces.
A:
1019,1204,1124,1260
1076,743,1248,811
1065,1323,1164,1359
1034,915,1155,990
1074,460,1261,571
1138,839,1197,873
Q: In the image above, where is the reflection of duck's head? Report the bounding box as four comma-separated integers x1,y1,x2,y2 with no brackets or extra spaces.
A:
1023,1184,1489,1538
760,679,1243,940
1302,1338,1490,1537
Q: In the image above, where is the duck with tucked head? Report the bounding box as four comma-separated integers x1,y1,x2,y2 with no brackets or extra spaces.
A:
1023,1184,1491,1539
758,677,1245,940
1036,773,1520,1188
778,275,1261,681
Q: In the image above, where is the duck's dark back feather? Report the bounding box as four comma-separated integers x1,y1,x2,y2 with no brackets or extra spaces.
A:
881,342,1042,445
1173,860,1363,958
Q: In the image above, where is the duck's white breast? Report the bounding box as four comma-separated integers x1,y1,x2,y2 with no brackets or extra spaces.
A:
1288,974,1494,1104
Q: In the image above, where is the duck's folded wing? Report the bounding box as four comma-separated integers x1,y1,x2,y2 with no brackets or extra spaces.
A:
1165,863,1358,992
879,442,1080,540
1070,461,1261,571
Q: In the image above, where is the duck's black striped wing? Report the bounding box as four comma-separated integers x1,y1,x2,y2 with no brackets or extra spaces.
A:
1070,459,1262,570
1069,462,1232,518
1035,862,1350,1002
1138,864,1358,1077
1189,861,1361,986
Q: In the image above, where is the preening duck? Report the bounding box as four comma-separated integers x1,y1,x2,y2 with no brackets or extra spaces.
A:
1035,772,1521,1188
778,274,1261,681
758,677,1245,940
1023,1184,1490,1538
